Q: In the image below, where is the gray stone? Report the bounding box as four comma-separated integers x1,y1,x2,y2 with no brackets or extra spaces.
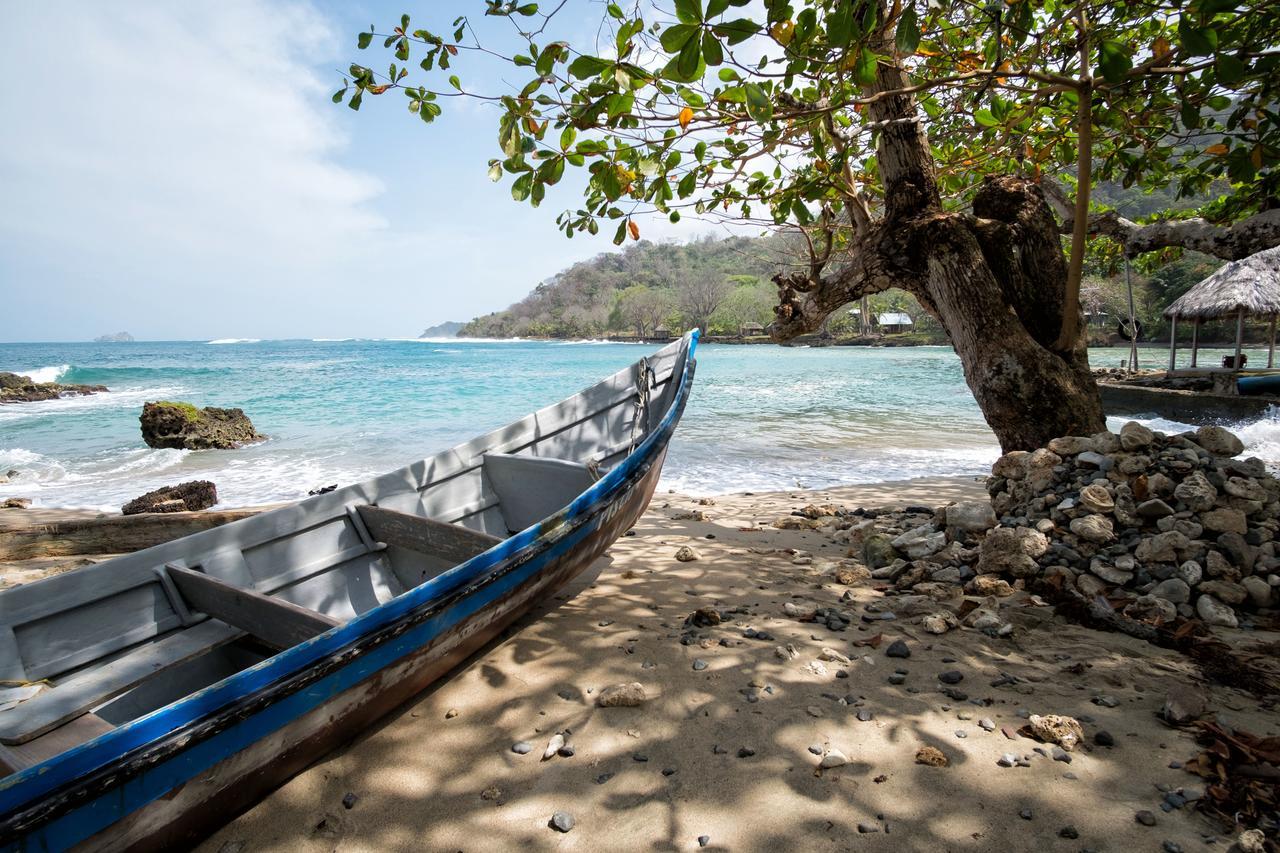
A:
1135,531,1189,564
1162,684,1207,725
977,527,1049,577
1091,431,1122,453
1048,436,1095,455
1201,508,1247,535
1194,425,1244,457
1150,578,1191,605
1090,560,1134,585
1125,595,1177,623
550,811,575,832
1205,549,1240,580
885,639,911,658
819,749,849,768
1196,594,1239,628
864,534,898,569
1176,560,1203,587
512,741,533,754
1137,499,1175,520
1199,579,1248,605
1224,477,1266,502
1076,451,1114,471
991,450,1030,480
1069,514,1115,544
1241,575,1271,608
945,501,998,533
891,526,947,559
1120,421,1155,450
1174,472,1217,512
1079,484,1115,514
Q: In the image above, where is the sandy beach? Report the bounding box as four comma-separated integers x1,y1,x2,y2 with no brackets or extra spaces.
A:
176,476,1278,853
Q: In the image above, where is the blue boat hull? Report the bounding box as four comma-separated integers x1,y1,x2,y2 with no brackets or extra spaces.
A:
0,338,696,852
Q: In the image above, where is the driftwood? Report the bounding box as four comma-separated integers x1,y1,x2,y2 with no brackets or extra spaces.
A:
0,507,268,561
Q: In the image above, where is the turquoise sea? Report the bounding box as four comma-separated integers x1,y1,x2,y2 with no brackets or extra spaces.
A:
2,338,1278,510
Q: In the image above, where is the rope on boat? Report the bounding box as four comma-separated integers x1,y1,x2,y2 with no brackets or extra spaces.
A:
629,356,656,455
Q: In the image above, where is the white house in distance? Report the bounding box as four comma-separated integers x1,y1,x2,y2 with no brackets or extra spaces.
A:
876,312,914,334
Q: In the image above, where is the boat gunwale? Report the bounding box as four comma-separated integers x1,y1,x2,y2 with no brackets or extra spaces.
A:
0,330,699,825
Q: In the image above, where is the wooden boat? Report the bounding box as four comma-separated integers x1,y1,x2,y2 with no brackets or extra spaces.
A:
0,332,698,851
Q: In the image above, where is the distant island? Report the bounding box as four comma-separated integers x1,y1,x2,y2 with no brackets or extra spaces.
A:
418,321,465,339
94,332,135,343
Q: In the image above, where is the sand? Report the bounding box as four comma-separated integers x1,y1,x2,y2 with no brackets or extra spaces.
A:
189,476,1277,853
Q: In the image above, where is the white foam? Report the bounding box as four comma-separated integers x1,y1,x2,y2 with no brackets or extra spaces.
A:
13,364,70,384
0,385,186,423
206,338,261,344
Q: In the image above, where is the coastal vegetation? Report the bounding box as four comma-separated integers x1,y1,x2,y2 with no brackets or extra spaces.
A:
345,0,1279,450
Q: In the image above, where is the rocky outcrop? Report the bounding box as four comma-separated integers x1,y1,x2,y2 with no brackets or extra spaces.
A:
94,332,135,343
140,402,264,450
121,481,218,515
0,372,108,404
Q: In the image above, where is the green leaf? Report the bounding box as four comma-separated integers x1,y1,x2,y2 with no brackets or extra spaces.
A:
511,172,534,201
674,36,703,79
853,47,878,86
744,82,772,121
348,90,363,111
516,3,539,15
715,18,759,45
560,125,577,149
331,88,346,104
488,161,503,182
1217,53,1247,85
568,55,611,79
895,4,919,56
674,0,703,24
1181,101,1201,129
718,67,739,81
669,210,682,223
514,53,534,66
1178,18,1218,55
974,108,998,127
1097,40,1132,84
357,31,372,49
607,3,624,19
706,0,731,18
660,24,699,53
702,32,724,66
827,3,853,47
449,75,461,89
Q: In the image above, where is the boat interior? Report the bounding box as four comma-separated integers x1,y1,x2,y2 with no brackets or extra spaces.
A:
0,341,686,776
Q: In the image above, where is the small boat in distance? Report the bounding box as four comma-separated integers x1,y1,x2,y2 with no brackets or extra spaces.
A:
0,332,699,851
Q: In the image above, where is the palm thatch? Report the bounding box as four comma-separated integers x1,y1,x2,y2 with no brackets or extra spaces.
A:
1164,246,1280,320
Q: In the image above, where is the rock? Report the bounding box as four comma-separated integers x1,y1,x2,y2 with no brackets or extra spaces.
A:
819,648,851,664
944,501,997,533
1137,499,1175,520
1069,514,1115,544
1201,508,1247,535
1224,476,1266,502
921,612,959,634
977,527,1049,577
1198,579,1248,605
1176,561,1203,587
342,792,358,810
1048,436,1095,456
139,402,263,450
1135,810,1157,826
1027,714,1084,751
1120,421,1155,451
0,372,108,404
2,498,32,509
819,749,849,769
1193,425,1244,457
445,708,459,719
1078,484,1115,514
1076,450,1114,471
1174,472,1218,512
914,746,949,767
938,670,963,684
1205,549,1240,580
1125,595,1177,623
543,733,565,759
549,811,575,832
1196,594,1239,628
94,332,135,342
885,639,911,659
692,658,708,671
1241,575,1272,607
1162,684,1207,725
1135,531,1189,564
1092,431,1122,453
968,574,1015,597
833,564,871,584
1094,730,1115,747
512,741,533,754
1150,579,1191,605
863,534,897,569
1238,829,1267,853
991,450,1030,479
674,546,700,562
596,682,647,707
891,526,947,559
121,480,218,515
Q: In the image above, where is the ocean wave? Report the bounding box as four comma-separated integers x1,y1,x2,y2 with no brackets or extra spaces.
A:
9,364,70,384
0,385,186,423
207,338,261,344
311,338,355,342
403,336,529,344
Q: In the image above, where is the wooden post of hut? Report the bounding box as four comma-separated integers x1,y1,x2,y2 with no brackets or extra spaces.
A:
1168,313,1178,373
1190,320,1200,368
1270,314,1277,369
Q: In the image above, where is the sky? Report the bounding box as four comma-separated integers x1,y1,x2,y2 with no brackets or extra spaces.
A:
0,1,732,342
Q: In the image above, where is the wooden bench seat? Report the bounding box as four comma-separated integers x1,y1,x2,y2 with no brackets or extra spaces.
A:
356,505,502,561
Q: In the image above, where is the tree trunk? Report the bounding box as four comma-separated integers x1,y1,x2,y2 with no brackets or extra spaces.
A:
771,36,1107,452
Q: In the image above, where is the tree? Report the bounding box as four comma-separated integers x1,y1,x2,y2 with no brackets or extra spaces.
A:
677,276,732,332
616,284,677,336
343,0,1279,450
713,279,776,332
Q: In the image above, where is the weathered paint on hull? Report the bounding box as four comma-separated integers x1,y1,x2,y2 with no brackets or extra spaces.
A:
28,453,664,853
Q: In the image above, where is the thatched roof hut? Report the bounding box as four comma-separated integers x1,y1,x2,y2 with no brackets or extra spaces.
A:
1163,246,1280,320
1162,246,1280,372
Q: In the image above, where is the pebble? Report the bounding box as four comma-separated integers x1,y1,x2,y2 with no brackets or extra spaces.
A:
595,773,614,784
692,659,708,671
698,836,710,848
633,753,649,762
954,730,967,739
342,792,358,810
938,670,964,684
857,822,880,833
445,708,459,719
856,709,874,722
885,639,911,658
738,746,756,758
820,749,849,769
1019,808,1033,820
808,744,823,755
1059,825,1079,839
1051,746,1071,763
998,753,1018,767
978,718,996,732
1094,730,1115,747
558,745,575,757
550,811,575,833
888,673,907,685
512,741,533,755
1162,843,1183,853
662,767,677,776
1136,810,1157,826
